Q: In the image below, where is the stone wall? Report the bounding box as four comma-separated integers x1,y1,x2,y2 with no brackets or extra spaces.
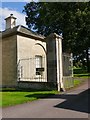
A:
2,35,17,87
1,32,66,92
17,81,57,90
46,33,64,91
17,35,47,82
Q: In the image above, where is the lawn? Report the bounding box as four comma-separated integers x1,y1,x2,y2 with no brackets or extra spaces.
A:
0,90,58,107
74,73,90,78
1,69,89,108
73,67,90,78
74,79,82,86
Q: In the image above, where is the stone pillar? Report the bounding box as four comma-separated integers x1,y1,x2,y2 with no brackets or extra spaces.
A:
46,33,64,91
71,53,73,77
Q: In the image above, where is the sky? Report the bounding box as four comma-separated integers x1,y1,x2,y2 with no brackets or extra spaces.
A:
0,0,89,31
0,1,30,31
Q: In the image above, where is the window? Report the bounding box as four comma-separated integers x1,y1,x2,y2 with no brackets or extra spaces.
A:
35,55,42,68
35,55,42,75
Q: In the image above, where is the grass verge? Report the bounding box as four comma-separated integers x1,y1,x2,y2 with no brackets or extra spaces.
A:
74,79,82,86
0,90,58,107
1,76,89,107
74,73,90,78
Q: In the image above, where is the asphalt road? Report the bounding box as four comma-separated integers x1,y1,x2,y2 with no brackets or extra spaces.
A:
1,80,89,119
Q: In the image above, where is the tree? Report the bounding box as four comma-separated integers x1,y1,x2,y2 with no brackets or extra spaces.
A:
23,2,90,71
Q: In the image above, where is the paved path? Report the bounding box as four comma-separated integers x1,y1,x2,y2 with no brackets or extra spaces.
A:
2,80,89,118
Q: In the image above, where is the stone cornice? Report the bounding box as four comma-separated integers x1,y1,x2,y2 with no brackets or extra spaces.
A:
45,33,63,41
1,25,45,42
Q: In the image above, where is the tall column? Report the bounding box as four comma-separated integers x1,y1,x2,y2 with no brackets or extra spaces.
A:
46,33,64,91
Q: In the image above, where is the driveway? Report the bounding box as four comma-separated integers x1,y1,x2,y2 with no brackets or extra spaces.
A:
2,79,89,119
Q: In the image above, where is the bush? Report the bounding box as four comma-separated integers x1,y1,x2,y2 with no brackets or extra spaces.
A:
73,67,87,74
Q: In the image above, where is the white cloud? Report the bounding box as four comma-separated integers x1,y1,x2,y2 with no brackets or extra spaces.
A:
0,7,28,31
1,0,89,2
1,0,33,2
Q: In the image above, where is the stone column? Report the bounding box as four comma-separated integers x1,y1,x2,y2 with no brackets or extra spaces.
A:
46,33,64,91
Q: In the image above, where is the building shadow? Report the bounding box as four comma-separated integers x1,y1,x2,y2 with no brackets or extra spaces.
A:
25,88,89,114
25,93,55,99
53,88,89,114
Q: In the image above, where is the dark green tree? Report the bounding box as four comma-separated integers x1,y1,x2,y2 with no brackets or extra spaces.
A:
23,2,90,71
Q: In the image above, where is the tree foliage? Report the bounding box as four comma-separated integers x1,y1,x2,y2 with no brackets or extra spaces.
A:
23,2,90,55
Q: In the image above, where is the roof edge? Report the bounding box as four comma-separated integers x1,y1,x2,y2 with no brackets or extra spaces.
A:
2,25,46,42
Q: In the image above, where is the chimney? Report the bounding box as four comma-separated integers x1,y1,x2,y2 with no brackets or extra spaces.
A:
5,14,17,30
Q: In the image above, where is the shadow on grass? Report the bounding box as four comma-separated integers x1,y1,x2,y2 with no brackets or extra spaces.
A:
1,88,52,92
25,93,55,99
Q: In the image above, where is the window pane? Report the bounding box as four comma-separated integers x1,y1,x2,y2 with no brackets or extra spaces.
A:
35,55,42,68
35,55,42,75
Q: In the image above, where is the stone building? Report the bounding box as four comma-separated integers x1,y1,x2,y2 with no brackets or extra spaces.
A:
1,14,73,91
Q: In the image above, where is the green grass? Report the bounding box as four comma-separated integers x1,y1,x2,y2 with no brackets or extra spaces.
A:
1,69,89,108
0,79,84,107
0,90,58,107
73,67,90,78
74,73,90,78
73,67,87,74
0,93,2,107
74,79,82,86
